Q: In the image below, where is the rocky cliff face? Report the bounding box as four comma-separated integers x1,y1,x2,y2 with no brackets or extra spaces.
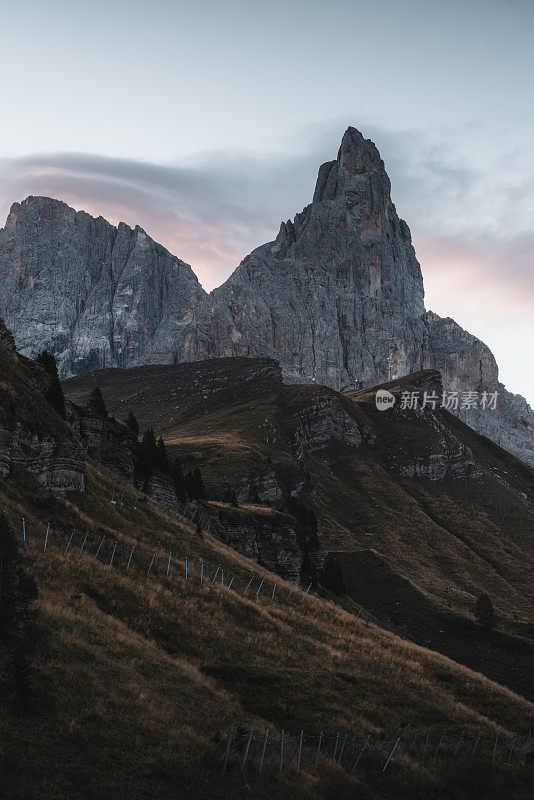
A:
215,505,327,584
0,317,85,490
0,196,207,376
0,425,85,491
1,130,532,465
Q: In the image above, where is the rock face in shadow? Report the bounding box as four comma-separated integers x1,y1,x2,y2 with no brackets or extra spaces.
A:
67,404,137,483
0,425,85,491
215,506,327,584
1,129,532,465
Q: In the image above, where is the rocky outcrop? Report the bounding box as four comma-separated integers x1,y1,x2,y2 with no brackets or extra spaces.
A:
0,196,206,377
67,403,137,482
294,392,363,455
215,506,327,583
393,412,482,481
144,474,181,512
236,470,283,504
0,424,85,490
1,129,532,465
424,312,534,465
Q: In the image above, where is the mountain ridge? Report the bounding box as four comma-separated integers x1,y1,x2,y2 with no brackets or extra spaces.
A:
0,127,532,465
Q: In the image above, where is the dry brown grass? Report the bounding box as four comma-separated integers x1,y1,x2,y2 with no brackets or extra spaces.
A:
0,460,532,799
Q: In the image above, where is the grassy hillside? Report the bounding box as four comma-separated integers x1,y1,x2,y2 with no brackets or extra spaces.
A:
64,361,534,699
0,461,532,800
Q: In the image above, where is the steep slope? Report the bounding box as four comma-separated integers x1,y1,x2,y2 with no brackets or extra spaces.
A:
0,196,207,376
64,359,534,698
1,460,533,800
0,317,85,490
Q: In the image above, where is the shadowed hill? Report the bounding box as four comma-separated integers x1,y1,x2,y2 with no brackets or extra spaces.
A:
0,461,532,800
64,359,534,699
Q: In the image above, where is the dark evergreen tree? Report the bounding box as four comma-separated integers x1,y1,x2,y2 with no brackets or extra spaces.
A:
475,593,496,633
185,470,196,499
0,513,38,709
36,351,66,419
156,437,169,474
125,411,139,436
170,456,186,501
193,466,206,500
138,428,157,478
88,386,107,417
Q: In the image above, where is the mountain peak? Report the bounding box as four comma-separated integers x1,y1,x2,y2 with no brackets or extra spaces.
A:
337,126,383,175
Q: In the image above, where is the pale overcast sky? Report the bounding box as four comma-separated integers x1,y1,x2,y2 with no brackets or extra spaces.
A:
0,0,533,404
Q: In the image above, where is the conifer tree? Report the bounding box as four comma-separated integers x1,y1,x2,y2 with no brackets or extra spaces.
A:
156,437,169,474
138,428,157,478
37,351,66,419
126,411,139,436
88,386,107,417
475,593,496,633
193,466,206,500
170,456,186,501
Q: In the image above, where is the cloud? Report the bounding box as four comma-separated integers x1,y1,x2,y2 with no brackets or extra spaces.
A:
0,120,532,310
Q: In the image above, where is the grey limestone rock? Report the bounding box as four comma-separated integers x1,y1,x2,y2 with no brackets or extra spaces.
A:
1,129,532,465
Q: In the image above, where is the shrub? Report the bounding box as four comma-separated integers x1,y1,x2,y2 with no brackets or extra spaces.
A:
475,593,496,633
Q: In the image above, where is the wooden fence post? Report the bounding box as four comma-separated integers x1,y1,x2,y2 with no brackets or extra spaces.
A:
383,737,401,772
126,546,135,572
243,728,254,769
79,531,89,555
492,731,499,765
222,727,234,776
507,732,517,765
434,730,446,759
351,735,370,773
332,732,339,764
64,530,75,556
301,582,312,601
452,730,464,760
421,727,431,766
94,535,105,560
338,733,348,764
287,581,298,599
297,730,304,771
314,732,323,773
147,549,157,576
259,730,269,773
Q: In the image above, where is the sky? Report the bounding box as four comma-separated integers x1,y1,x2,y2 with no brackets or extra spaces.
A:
0,0,533,404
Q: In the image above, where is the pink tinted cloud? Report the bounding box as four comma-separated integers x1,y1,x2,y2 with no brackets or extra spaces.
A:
417,232,534,319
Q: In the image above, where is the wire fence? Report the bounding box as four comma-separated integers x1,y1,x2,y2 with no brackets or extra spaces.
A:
8,512,531,784
13,514,317,608
221,724,531,778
